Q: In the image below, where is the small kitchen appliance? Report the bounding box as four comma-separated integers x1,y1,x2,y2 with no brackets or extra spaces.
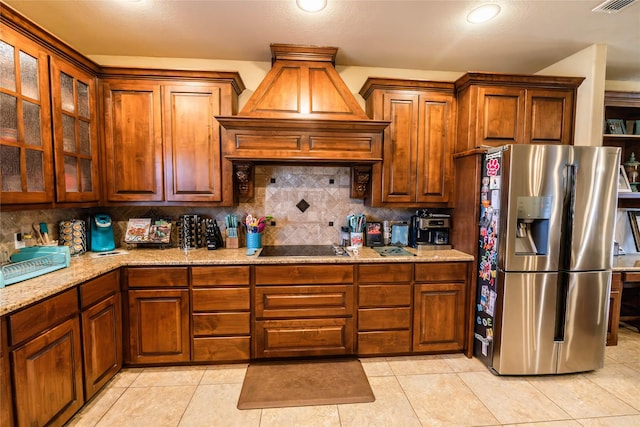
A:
90,214,115,252
409,210,451,249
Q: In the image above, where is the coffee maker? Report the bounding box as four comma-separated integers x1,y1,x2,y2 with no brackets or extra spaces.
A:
409,210,451,250
90,214,115,252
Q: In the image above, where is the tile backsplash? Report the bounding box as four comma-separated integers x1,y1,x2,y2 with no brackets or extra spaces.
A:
0,166,426,262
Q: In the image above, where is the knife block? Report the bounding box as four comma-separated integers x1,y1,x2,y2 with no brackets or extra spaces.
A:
225,229,239,249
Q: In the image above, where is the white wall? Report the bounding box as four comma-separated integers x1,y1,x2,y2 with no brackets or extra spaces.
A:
535,44,608,147
606,81,640,92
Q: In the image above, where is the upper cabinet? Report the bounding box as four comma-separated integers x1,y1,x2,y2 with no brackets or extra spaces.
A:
50,57,100,203
360,79,456,207
3,6,245,208
1,9,101,208
101,79,163,203
100,70,244,206
0,23,54,205
454,73,584,153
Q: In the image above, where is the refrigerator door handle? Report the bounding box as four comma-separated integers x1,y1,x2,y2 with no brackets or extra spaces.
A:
559,164,576,271
555,164,576,343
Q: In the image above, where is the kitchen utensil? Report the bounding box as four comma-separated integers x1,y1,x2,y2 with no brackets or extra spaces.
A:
350,232,364,247
39,222,50,243
32,223,43,245
347,214,366,233
246,232,262,249
1,246,71,287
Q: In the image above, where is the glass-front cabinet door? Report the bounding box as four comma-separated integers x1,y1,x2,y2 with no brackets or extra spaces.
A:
0,25,54,205
50,57,99,203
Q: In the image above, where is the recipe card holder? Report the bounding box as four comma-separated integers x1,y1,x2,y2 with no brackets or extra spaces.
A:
124,211,173,250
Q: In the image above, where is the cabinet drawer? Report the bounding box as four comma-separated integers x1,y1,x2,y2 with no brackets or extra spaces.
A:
126,267,188,288
9,289,78,346
192,288,250,311
192,266,250,287
255,318,353,358
357,331,411,355
255,285,353,318
193,313,250,336
415,262,467,282
80,270,120,309
255,265,353,285
193,337,250,362
358,308,411,330
359,284,411,307
359,264,412,283
622,272,640,283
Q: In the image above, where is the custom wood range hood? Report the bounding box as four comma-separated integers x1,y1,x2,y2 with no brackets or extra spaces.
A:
216,44,390,166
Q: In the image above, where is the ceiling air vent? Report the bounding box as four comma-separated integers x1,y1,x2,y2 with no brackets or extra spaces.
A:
592,0,637,13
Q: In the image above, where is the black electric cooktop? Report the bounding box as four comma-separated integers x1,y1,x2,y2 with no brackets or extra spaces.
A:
258,245,341,257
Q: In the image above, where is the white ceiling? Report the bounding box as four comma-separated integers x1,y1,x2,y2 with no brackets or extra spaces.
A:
3,0,640,82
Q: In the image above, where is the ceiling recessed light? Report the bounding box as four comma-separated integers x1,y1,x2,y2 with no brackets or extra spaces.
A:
297,0,327,13
467,4,501,24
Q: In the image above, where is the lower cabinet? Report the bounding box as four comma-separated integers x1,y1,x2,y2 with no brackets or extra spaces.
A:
607,273,622,346
125,267,190,364
253,265,355,358
127,289,190,364
413,263,468,353
1,317,13,427
357,263,413,355
9,289,84,427
80,271,122,399
255,318,354,358
191,266,251,362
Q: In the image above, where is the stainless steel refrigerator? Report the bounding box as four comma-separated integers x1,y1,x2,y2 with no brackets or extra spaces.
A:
474,144,620,375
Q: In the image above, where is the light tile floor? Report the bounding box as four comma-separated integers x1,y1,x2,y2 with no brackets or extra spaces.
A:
67,325,640,427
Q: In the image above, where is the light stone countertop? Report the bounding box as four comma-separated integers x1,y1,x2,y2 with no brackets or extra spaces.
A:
613,254,640,272
0,246,473,317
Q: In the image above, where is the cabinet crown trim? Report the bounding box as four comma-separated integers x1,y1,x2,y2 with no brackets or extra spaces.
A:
454,72,584,92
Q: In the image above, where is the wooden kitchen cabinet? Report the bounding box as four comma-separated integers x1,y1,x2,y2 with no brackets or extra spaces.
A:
360,79,456,206
101,80,163,202
124,267,190,364
607,272,622,346
79,270,122,398
253,264,355,358
191,266,251,362
1,317,13,427
50,56,100,204
9,289,83,427
100,70,243,205
413,263,468,353
454,72,583,153
0,23,54,205
357,263,413,355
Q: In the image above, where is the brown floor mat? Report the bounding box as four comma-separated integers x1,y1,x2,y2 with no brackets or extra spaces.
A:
237,359,375,409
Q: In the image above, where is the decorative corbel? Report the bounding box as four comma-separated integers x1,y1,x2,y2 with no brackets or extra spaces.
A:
234,162,254,198
350,165,371,199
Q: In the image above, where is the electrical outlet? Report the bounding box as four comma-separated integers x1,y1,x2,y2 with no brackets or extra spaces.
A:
14,232,25,249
